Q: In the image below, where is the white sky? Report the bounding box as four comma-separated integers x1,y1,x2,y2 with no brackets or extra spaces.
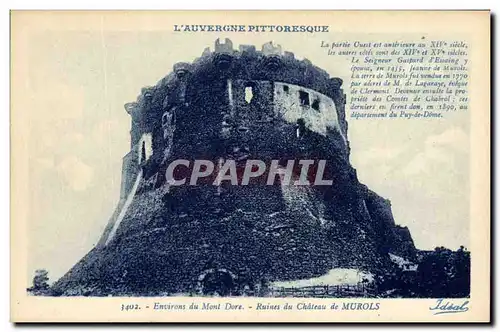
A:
25,31,469,282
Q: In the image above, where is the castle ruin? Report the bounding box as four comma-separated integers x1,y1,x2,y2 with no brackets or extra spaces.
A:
53,39,416,296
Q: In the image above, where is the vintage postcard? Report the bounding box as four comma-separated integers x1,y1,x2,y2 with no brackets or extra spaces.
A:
10,10,490,322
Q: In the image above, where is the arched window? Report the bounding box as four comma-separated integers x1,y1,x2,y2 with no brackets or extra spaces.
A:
140,141,146,164
244,82,255,104
138,133,153,164
245,86,253,104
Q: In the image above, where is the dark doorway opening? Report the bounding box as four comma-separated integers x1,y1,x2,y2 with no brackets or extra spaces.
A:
200,270,235,296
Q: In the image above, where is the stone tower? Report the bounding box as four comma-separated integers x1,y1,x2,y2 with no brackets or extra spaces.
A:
53,39,416,296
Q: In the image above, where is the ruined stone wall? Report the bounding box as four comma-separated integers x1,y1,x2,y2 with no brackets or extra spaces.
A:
274,81,344,140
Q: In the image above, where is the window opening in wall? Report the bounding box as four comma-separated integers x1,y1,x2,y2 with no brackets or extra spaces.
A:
245,86,254,104
311,98,320,111
296,118,306,138
168,107,177,125
141,141,147,163
299,90,310,107
162,113,169,126
283,85,289,93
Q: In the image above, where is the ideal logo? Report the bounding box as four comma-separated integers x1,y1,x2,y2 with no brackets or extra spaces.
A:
429,299,469,315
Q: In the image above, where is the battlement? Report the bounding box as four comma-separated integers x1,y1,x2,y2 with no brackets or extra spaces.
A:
130,39,346,104
126,39,348,140
214,37,234,54
261,41,282,56
121,39,351,177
